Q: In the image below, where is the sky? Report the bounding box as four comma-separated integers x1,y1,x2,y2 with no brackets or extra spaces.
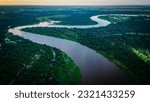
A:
0,0,150,5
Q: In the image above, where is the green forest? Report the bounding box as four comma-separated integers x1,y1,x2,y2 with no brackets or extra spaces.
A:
0,6,150,84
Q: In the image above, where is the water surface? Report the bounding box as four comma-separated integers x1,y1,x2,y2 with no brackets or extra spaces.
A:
9,15,132,84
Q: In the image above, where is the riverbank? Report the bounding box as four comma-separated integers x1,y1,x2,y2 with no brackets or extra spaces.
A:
0,35,81,84
8,15,133,84
20,14,150,84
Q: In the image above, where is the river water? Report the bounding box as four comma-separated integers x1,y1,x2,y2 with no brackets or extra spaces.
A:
9,15,133,84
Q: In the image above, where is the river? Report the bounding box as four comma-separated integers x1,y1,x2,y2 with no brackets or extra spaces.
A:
8,15,133,84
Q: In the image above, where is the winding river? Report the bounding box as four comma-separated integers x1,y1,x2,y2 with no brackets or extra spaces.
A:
8,15,133,84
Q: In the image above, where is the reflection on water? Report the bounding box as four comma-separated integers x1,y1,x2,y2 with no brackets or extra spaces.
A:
9,15,133,84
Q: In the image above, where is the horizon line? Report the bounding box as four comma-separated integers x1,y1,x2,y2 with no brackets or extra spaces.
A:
0,4,150,6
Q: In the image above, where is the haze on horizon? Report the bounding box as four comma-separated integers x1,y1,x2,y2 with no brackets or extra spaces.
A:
0,0,150,5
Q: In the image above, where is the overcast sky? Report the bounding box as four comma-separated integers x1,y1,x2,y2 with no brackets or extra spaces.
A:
0,0,150,5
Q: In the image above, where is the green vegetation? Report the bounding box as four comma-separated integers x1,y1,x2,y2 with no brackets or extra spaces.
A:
99,15,131,24
0,6,85,85
23,27,77,41
132,48,150,64
0,35,81,84
23,14,150,84
0,6,150,84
